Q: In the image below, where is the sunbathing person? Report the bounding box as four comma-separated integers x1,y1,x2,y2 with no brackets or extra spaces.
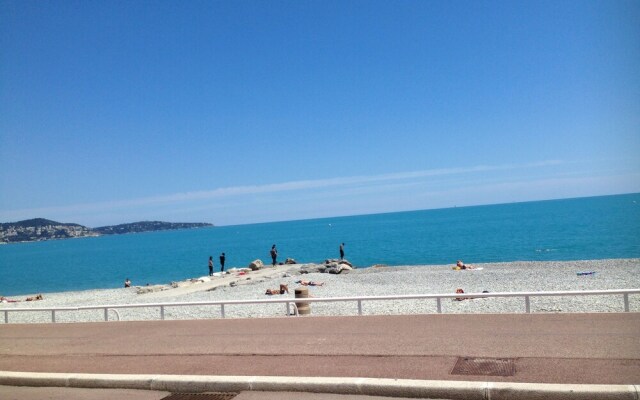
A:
0,296,20,303
265,284,289,295
455,288,468,301
25,294,43,301
456,260,476,270
296,280,324,286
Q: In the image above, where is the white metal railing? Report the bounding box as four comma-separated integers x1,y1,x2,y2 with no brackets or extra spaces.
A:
1,288,638,323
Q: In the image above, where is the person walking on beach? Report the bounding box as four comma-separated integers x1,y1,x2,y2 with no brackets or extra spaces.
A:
339,243,345,260
208,256,214,276
219,252,226,273
270,244,278,266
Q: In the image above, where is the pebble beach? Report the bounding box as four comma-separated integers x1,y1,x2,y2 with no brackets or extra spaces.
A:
2,259,639,324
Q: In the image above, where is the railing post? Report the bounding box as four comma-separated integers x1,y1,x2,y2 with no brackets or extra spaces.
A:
357,300,362,316
525,296,531,314
160,306,165,320
624,293,630,312
4,310,8,324
52,310,56,323
104,308,109,322
436,297,442,314
286,302,290,316
221,304,225,319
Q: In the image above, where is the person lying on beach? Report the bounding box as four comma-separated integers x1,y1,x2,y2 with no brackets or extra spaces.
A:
265,284,289,295
25,294,43,301
455,288,468,301
296,280,324,286
0,296,20,303
456,260,476,270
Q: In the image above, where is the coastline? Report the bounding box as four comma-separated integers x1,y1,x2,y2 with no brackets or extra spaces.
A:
2,258,639,323
0,219,213,244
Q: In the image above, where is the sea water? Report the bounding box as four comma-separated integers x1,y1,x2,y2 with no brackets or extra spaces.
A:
1,193,639,296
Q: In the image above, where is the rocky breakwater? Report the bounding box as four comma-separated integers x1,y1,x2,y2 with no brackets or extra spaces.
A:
248,258,355,274
319,259,354,274
135,258,355,299
249,258,299,270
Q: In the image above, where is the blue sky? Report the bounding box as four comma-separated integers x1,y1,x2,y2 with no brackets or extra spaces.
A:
1,0,639,227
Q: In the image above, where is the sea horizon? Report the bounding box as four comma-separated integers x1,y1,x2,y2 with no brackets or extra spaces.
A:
2,192,636,230
212,192,639,228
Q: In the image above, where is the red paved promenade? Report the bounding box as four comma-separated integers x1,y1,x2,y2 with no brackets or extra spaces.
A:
1,313,638,385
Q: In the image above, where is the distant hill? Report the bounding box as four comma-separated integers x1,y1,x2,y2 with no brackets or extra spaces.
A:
0,219,213,243
94,221,213,235
0,218,83,229
0,218,96,243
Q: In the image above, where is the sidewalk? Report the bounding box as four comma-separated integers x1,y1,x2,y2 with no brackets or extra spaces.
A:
1,313,639,398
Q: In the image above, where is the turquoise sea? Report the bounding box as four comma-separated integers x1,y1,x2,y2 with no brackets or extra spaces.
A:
1,193,639,296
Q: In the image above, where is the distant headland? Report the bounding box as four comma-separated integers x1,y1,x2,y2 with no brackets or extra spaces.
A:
0,218,213,243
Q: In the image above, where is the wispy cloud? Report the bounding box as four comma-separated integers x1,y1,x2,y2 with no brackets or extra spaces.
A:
120,159,565,204
1,160,564,223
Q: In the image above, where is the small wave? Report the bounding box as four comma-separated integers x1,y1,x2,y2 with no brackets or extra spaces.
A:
535,248,557,252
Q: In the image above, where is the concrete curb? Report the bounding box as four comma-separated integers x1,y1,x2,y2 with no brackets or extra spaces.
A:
0,371,638,400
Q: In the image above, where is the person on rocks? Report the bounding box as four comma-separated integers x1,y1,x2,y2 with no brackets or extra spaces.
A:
208,256,214,276
339,243,345,260
270,244,278,266
219,252,226,273
124,278,132,288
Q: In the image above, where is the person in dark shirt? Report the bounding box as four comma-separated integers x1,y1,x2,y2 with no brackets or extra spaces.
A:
339,243,345,260
270,244,278,266
219,252,226,272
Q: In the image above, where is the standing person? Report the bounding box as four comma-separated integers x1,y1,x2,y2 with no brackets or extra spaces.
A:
219,252,226,273
208,256,214,276
339,243,345,260
270,244,278,266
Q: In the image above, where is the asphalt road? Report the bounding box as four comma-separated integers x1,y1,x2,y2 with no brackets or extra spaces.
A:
1,313,639,385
